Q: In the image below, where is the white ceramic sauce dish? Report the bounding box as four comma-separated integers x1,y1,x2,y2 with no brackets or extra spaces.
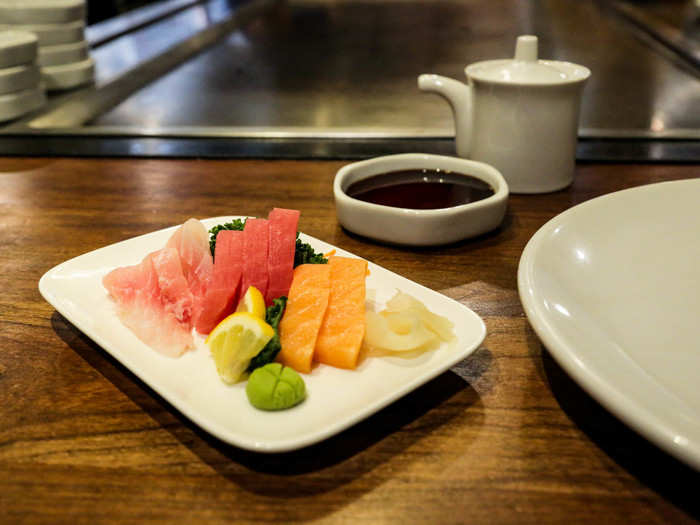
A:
334,153,508,246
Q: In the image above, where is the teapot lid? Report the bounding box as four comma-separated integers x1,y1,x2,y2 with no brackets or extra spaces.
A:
465,35,590,85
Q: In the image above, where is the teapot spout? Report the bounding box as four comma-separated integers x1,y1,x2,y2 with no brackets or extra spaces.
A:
418,74,472,157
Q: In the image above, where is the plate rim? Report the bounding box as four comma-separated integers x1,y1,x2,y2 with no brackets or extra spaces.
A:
39,216,486,453
517,179,700,470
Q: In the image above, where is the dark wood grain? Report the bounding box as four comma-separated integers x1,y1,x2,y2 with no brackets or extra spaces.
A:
0,157,698,524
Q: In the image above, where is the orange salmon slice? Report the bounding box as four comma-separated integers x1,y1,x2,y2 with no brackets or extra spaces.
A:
314,256,368,369
277,264,331,373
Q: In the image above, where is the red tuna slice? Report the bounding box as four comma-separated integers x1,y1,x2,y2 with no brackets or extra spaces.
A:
266,208,300,304
165,218,214,323
103,249,194,357
240,218,269,302
195,230,244,334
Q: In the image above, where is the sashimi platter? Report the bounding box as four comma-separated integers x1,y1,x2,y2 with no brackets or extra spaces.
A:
39,209,486,452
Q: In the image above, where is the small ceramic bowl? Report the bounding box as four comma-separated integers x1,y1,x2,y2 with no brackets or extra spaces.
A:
334,153,509,246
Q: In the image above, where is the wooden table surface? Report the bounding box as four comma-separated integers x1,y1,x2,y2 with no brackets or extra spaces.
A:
1,157,698,524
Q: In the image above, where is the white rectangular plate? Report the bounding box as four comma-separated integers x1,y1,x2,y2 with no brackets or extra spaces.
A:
39,217,486,452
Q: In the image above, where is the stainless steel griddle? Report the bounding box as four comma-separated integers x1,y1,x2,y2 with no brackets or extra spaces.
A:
1,0,698,160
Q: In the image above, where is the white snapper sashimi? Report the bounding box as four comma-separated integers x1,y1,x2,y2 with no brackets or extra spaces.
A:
165,218,214,324
103,219,214,357
102,248,195,357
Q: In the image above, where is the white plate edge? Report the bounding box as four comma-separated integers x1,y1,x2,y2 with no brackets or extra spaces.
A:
517,179,700,470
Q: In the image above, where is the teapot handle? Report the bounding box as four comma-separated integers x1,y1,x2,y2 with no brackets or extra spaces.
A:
418,74,472,158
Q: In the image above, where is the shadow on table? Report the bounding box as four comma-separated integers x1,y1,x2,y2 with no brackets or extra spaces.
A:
540,345,700,518
53,311,488,495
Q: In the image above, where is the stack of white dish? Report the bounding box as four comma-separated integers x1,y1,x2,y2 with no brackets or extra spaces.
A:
0,29,45,121
0,0,94,91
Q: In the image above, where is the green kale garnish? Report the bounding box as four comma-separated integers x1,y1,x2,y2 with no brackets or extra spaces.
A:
247,296,287,372
265,295,286,328
294,234,328,267
209,218,246,256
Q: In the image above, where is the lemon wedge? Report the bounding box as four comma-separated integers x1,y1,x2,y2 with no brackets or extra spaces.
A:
205,312,275,384
236,285,266,319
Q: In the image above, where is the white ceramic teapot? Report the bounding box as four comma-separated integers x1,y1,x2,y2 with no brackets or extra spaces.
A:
419,35,590,193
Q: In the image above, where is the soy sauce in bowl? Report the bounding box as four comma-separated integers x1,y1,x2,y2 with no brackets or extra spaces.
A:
333,154,509,245
346,169,494,210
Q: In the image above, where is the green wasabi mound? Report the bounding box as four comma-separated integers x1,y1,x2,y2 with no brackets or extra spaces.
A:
246,363,306,411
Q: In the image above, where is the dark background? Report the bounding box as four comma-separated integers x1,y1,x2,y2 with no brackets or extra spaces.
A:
87,0,163,24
